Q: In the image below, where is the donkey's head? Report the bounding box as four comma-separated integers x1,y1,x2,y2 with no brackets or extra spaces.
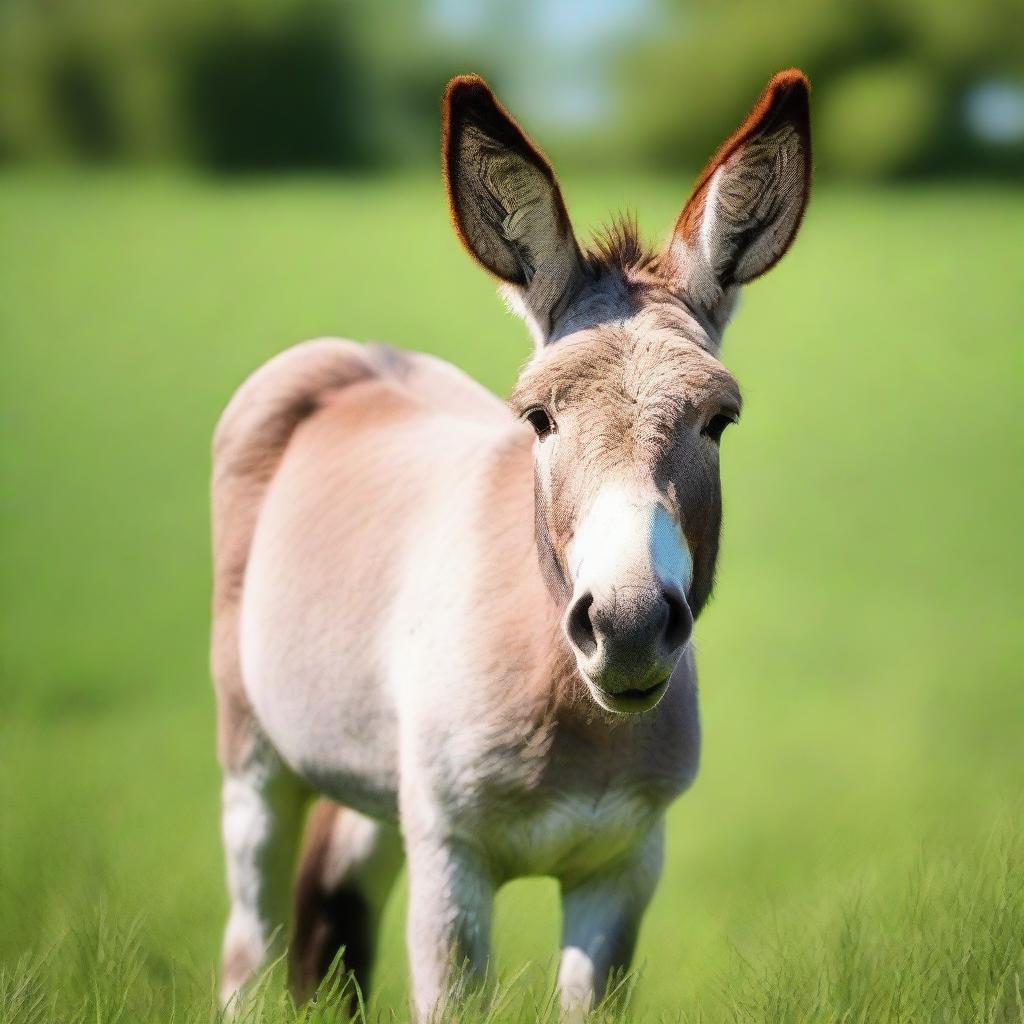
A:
443,72,811,714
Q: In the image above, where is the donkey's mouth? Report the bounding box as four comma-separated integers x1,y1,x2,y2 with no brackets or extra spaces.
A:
588,675,670,715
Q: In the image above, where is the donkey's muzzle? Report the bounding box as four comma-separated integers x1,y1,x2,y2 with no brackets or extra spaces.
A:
565,582,692,712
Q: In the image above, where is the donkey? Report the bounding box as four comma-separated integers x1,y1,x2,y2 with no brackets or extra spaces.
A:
211,70,811,1020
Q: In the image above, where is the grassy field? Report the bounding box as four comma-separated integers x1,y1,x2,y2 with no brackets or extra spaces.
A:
1,171,1022,1023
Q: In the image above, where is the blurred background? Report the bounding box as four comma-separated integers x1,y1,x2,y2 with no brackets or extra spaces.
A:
1,2,1022,1022
2,0,1023,177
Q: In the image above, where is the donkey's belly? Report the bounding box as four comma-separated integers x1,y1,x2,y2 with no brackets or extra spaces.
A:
239,598,401,819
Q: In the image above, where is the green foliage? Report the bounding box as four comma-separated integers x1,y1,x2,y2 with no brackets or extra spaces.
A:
617,0,854,169
0,0,381,169
1,172,1023,1020
178,2,376,171
0,0,1020,175
615,0,1024,178
0,1,182,162
817,62,942,178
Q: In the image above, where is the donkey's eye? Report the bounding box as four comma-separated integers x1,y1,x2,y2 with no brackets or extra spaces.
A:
702,412,736,444
524,407,555,439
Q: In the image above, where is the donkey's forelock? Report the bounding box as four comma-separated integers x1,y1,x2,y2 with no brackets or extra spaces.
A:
503,211,729,356
502,213,725,354
584,214,661,281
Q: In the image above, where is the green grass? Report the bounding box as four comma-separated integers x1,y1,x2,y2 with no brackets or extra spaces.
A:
1,170,1022,1022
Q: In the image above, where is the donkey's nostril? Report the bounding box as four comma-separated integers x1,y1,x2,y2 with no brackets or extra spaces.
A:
566,592,598,658
567,585,690,684
661,586,693,655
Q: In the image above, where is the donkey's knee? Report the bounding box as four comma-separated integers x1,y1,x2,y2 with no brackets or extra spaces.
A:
219,739,307,1007
291,800,403,1002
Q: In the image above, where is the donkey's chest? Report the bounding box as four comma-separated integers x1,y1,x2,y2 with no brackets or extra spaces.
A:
479,781,663,882
436,725,687,882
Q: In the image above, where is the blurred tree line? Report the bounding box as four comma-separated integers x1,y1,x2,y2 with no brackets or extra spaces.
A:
0,0,1020,178
617,0,1024,178
0,0,454,170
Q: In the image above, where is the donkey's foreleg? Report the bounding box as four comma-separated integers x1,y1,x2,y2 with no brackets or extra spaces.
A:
219,737,308,1007
557,822,664,1021
403,827,494,1023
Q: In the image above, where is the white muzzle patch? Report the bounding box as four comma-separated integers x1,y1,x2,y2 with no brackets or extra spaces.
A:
567,480,692,598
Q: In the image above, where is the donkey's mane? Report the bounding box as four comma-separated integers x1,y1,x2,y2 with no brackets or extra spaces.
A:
583,213,662,280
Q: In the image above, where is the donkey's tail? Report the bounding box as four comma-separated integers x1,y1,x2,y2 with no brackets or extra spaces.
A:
291,799,403,1002
210,338,380,765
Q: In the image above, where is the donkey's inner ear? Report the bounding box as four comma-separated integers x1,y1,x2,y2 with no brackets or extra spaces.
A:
443,75,585,343
669,69,812,329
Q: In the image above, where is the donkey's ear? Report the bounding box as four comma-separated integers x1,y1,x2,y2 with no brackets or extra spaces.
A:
443,75,586,344
669,69,811,332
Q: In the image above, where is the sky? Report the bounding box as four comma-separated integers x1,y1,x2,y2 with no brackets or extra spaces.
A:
428,0,660,129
